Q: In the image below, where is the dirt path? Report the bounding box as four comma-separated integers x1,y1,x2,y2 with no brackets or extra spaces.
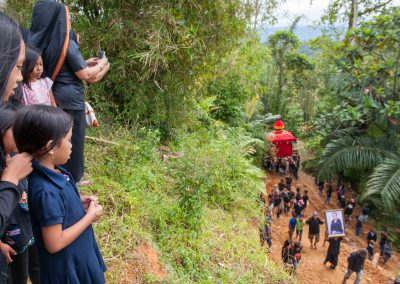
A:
264,171,400,284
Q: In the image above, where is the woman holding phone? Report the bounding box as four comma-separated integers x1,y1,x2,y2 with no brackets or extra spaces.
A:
29,0,110,184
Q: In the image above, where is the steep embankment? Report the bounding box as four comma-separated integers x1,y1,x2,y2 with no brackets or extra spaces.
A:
84,130,295,283
264,171,400,284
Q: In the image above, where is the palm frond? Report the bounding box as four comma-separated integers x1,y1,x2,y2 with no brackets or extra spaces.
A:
245,95,260,120
318,135,397,180
326,127,363,141
363,157,400,211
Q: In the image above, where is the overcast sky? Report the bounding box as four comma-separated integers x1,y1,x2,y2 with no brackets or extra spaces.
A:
274,0,328,26
274,0,400,27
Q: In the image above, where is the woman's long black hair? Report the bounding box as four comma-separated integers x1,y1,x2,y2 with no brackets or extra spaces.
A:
0,104,17,175
0,12,22,101
22,45,44,89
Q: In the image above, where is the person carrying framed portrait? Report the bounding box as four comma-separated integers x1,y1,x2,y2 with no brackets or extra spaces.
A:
325,209,346,238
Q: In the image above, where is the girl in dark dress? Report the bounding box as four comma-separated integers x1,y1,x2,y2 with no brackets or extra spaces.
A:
324,237,343,269
13,105,106,283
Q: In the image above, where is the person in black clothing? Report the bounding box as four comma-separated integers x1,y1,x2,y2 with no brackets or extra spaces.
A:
281,240,292,266
293,199,305,217
355,216,362,236
0,12,44,283
295,187,302,201
339,195,346,209
259,219,272,250
275,159,280,173
281,240,291,259
0,11,34,240
318,181,324,195
324,237,343,269
288,159,294,174
274,191,283,219
264,156,275,172
278,179,285,191
306,211,324,249
290,242,303,271
382,239,393,264
367,230,377,243
278,158,286,174
285,175,292,191
302,190,309,209
285,189,295,213
379,228,389,256
292,164,298,179
0,107,40,284
29,1,110,183
289,158,299,179
366,240,375,260
344,199,356,224
359,204,369,223
342,249,368,284
324,185,333,204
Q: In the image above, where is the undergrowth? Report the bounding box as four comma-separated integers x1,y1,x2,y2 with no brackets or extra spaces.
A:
84,126,295,283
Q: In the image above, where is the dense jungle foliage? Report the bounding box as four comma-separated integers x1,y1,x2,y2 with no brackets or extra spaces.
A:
5,0,400,282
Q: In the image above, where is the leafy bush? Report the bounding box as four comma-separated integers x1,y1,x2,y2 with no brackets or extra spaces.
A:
84,127,293,283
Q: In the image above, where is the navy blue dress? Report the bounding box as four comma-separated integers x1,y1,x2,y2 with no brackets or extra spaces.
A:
28,160,106,284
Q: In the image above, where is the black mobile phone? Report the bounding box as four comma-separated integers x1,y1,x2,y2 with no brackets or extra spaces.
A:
98,51,105,59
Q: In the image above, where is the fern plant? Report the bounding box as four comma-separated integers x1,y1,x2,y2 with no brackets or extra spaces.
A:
318,133,400,210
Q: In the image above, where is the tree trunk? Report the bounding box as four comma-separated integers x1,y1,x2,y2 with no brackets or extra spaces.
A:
348,0,359,31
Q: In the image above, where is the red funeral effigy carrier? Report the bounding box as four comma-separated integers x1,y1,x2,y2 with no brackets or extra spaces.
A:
266,120,297,157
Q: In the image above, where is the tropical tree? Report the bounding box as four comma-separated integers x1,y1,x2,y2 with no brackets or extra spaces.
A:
316,8,400,211
317,132,400,210
321,0,394,31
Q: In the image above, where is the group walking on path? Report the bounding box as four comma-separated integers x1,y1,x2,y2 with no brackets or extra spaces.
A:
261,170,400,284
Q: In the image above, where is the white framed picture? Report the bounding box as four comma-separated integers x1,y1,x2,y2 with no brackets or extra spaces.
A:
325,209,346,238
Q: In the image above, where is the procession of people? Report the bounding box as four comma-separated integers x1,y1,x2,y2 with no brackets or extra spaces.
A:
259,170,396,283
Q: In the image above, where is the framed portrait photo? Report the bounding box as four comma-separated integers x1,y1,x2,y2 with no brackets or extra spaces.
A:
325,209,346,238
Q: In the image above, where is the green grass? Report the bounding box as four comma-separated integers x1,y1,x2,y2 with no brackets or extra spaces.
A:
83,127,295,283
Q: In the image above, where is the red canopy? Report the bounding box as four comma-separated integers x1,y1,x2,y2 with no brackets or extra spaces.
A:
266,130,297,157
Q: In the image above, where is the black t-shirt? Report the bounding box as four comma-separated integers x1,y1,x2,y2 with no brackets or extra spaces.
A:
288,191,295,201
307,217,324,234
53,40,88,110
0,181,21,236
302,194,309,204
345,204,354,215
274,194,282,206
1,179,32,251
367,232,377,242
